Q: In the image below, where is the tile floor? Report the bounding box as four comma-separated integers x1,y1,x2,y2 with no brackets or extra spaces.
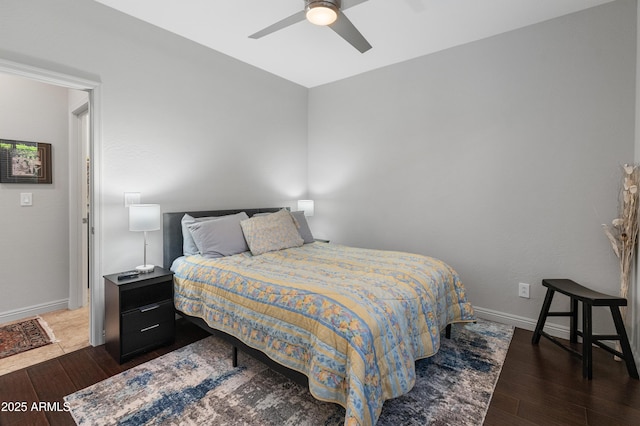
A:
0,303,90,376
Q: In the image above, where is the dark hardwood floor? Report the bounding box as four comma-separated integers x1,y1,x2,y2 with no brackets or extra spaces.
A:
485,328,640,426
0,319,210,426
1,320,638,425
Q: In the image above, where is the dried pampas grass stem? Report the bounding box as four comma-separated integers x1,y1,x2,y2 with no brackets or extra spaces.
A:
602,163,639,359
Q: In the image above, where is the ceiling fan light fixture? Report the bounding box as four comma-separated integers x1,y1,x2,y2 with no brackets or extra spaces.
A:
306,1,339,26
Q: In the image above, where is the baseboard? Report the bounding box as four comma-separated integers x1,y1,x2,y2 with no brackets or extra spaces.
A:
473,305,640,368
473,305,571,340
0,299,69,324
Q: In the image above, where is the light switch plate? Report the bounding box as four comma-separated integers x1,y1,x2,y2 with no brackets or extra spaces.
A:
124,192,141,207
20,192,33,206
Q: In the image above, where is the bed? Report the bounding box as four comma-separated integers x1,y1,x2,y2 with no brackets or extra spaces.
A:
163,208,475,426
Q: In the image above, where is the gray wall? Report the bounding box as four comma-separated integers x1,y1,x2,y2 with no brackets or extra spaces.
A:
0,74,70,316
0,0,308,317
308,0,637,333
0,0,637,355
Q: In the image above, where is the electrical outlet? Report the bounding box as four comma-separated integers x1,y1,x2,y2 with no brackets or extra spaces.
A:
518,282,530,299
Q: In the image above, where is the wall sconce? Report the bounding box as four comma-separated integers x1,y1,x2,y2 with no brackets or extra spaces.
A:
297,199,314,217
129,204,160,273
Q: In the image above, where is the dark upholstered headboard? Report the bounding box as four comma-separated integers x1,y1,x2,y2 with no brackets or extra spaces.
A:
162,208,284,270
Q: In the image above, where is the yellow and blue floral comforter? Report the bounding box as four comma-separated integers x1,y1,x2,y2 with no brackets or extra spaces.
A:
172,242,474,426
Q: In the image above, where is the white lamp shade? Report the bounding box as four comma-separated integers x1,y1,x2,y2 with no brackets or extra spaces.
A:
129,204,161,232
297,200,314,217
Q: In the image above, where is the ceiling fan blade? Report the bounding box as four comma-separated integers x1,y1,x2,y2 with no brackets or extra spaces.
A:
249,10,307,39
329,10,372,53
403,0,426,12
341,0,370,10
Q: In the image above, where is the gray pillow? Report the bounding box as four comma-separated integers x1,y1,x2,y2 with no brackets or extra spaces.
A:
181,214,219,255
186,212,249,258
291,211,314,244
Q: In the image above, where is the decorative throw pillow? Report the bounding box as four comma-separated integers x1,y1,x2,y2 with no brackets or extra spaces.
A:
291,210,314,244
187,212,249,258
240,209,304,256
250,210,315,244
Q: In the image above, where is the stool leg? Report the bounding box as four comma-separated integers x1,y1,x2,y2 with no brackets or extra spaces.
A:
582,303,593,379
570,298,578,344
532,288,555,344
610,306,639,379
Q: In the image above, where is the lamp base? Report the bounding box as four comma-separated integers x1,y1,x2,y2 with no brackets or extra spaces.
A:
135,264,155,274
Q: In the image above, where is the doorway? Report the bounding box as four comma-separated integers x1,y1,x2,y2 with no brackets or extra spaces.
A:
0,58,104,346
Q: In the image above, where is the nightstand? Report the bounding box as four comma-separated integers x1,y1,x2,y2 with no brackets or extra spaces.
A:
104,268,175,363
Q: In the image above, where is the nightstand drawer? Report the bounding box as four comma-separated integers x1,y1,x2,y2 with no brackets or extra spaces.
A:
121,320,174,355
121,299,174,334
104,268,175,363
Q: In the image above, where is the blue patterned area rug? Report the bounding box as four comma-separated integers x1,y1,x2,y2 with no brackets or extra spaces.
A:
65,320,513,426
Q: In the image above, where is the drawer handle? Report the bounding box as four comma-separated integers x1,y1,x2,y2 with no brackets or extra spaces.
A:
140,304,160,313
140,324,160,333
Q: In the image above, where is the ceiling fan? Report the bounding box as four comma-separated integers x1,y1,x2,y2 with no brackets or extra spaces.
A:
249,0,372,53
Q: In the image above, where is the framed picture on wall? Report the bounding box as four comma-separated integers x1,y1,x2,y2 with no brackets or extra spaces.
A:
0,139,52,184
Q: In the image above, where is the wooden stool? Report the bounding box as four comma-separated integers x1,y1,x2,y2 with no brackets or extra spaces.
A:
531,278,638,380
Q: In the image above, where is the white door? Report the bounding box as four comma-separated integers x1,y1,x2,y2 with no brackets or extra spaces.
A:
70,102,90,308
79,106,90,303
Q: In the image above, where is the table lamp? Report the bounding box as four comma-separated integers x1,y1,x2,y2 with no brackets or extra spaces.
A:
297,199,314,217
129,204,160,273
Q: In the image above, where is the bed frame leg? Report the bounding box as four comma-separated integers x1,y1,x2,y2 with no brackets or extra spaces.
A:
232,346,238,367
445,324,451,339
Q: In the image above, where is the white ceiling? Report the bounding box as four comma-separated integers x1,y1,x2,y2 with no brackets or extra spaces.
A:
94,0,615,88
